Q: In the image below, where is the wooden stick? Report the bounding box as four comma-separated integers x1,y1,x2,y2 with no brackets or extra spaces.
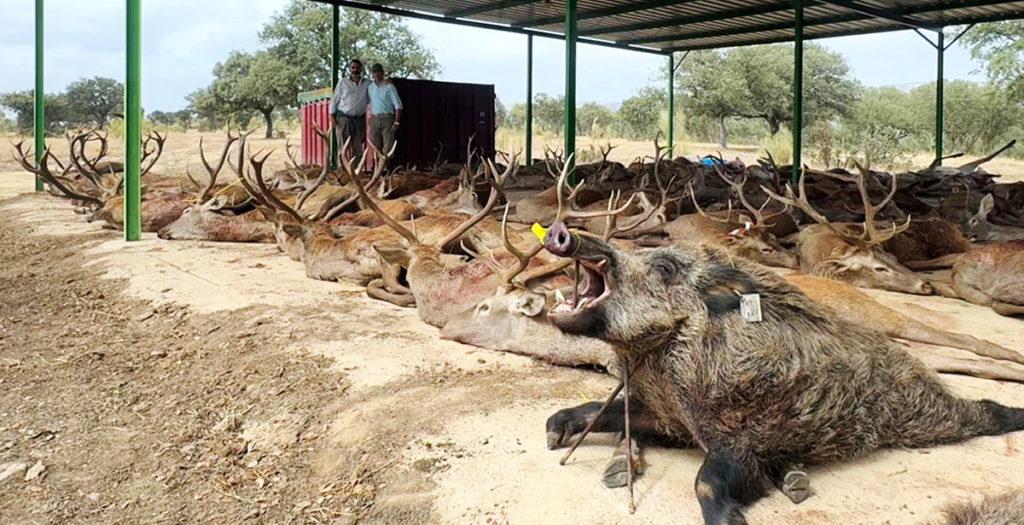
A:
559,380,624,465
624,360,635,514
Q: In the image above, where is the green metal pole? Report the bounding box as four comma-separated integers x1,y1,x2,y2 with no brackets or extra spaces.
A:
330,5,340,169
936,29,944,164
792,0,804,185
525,34,533,164
124,0,141,241
33,0,44,192
564,0,577,179
667,53,675,157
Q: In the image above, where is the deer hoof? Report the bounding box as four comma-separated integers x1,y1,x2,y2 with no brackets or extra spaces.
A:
782,470,810,504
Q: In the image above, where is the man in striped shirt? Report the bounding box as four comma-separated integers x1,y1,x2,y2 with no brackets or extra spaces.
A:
368,63,403,165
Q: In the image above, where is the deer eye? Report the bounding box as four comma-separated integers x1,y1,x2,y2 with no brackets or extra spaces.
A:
476,303,490,315
873,266,890,274
760,247,773,253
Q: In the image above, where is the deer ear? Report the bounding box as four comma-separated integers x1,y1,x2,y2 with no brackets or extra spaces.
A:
511,292,545,317
979,194,994,216
373,244,411,267
281,224,307,240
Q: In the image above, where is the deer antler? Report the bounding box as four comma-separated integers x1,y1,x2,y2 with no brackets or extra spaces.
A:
244,148,306,224
712,164,788,229
841,162,910,245
12,141,105,207
435,153,518,249
348,138,421,246
197,130,238,203
140,130,166,177
762,167,841,237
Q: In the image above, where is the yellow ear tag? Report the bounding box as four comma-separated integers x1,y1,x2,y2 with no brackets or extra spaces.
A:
531,223,548,245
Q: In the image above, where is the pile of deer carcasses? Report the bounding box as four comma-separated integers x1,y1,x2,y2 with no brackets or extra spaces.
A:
21,127,1024,381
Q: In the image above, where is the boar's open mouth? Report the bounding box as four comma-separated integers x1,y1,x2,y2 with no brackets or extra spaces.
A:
550,259,612,315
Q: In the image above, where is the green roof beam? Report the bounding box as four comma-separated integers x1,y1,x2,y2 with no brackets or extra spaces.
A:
34,0,44,192
124,0,141,241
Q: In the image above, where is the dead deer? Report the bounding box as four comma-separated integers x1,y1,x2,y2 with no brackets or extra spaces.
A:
922,241,1024,317
785,274,1024,370
963,193,1024,242
13,133,186,232
660,165,799,269
764,165,933,295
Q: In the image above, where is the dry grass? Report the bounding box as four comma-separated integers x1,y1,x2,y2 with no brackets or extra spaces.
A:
5,129,1024,183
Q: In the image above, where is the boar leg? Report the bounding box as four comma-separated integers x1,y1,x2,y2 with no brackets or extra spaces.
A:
603,435,644,488
694,449,765,525
772,466,810,504
545,398,669,451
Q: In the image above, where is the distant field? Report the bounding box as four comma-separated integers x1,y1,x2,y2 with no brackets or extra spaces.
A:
4,129,1023,184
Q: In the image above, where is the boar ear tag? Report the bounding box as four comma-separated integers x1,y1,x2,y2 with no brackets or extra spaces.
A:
739,292,763,323
531,223,547,245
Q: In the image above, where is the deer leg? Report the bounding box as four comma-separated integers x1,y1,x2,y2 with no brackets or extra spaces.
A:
992,301,1024,317
695,449,767,525
366,278,415,308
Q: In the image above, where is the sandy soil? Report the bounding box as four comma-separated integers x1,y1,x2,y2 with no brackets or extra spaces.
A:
1,173,1023,524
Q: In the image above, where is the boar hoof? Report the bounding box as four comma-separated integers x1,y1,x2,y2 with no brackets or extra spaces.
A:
602,442,642,489
545,403,600,450
782,470,810,504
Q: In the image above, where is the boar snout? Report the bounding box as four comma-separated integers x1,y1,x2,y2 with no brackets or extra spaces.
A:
545,222,578,257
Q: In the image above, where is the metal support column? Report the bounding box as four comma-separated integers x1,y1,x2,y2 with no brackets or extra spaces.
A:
124,0,141,241
935,29,944,163
564,0,577,178
526,34,533,164
667,53,675,157
330,5,340,168
792,0,804,185
33,0,44,192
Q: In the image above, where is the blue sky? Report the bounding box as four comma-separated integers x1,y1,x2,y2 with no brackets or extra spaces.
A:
0,0,987,115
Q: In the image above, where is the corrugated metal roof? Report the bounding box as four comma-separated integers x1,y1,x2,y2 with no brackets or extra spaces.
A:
315,1,1024,54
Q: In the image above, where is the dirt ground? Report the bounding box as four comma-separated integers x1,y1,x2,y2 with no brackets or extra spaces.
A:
1,171,1023,524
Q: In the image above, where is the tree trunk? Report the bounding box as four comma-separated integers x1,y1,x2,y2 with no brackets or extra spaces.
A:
263,110,274,139
767,118,781,135
717,116,728,149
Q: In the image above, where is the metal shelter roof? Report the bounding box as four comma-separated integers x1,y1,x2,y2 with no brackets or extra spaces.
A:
315,1,1024,54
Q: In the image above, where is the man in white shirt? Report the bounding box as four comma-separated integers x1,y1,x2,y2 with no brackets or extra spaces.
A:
329,59,370,164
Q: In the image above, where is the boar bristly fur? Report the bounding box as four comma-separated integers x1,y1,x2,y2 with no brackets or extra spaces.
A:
542,222,1024,525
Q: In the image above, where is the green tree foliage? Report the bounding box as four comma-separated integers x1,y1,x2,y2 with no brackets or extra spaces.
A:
0,90,76,133
576,102,615,137
961,21,1024,99
677,44,859,141
615,87,664,140
676,51,745,147
205,50,300,138
259,0,440,92
505,102,526,130
909,80,1023,154
65,76,123,126
533,93,565,133
495,97,508,129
